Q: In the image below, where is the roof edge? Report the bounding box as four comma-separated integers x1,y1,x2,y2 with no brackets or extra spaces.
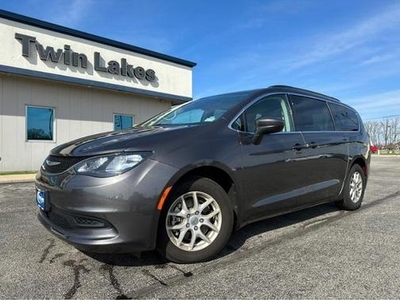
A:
0,9,197,68
268,85,341,102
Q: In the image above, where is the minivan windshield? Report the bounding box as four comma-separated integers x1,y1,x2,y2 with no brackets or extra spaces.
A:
141,91,255,127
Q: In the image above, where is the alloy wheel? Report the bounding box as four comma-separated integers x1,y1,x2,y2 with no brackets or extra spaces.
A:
349,171,363,203
166,191,222,251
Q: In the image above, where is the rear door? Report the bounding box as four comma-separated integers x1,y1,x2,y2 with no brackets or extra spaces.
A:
328,101,361,174
288,95,349,204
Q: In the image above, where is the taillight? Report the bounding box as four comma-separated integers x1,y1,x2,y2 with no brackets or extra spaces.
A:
370,145,378,153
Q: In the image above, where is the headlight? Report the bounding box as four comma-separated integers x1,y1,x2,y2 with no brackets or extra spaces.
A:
74,152,152,177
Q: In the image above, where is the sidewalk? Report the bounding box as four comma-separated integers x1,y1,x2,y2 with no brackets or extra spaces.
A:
0,173,36,184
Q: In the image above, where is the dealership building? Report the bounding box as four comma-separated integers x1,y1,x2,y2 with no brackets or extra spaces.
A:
0,10,196,172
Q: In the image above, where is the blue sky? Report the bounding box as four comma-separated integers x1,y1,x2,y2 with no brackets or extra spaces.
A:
1,0,400,121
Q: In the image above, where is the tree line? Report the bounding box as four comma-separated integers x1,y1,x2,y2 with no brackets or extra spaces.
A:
364,117,400,149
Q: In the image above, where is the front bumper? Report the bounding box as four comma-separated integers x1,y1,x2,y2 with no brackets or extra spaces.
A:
35,158,178,253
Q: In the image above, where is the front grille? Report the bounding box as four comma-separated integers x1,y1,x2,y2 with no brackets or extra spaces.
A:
46,211,110,230
73,216,106,228
42,155,87,174
48,211,72,230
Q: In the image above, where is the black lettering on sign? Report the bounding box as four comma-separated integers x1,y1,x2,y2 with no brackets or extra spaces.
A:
94,52,107,72
35,44,63,62
15,33,36,57
15,33,157,82
108,60,120,74
146,69,156,82
72,53,88,68
64,45,71,65
134,67,145,80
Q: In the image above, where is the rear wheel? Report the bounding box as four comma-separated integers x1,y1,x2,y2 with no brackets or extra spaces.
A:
157,177,233,263
336,164,366,210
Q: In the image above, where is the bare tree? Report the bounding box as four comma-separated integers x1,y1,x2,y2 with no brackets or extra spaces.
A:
364,117,400,148
381,119,391,147
364,121,380,145
389,118,399,146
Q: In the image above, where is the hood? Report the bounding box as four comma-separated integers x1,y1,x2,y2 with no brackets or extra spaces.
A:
50,125,191,156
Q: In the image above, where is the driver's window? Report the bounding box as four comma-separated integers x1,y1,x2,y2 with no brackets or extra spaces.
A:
233,94,292,133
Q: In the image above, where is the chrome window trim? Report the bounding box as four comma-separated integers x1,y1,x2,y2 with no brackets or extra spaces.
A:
228,91,361,134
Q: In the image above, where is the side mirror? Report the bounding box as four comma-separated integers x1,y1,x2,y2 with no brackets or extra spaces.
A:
252,118,284,145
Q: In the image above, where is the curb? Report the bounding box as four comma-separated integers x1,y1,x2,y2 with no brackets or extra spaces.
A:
0,174,36,184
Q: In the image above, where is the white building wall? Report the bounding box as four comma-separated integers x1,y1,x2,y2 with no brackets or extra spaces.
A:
0,11,194,173
0,74,170,172
0,17,193,99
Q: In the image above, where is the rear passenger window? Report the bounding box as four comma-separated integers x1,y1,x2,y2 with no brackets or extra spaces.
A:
290,95,334,131
329,103,359,131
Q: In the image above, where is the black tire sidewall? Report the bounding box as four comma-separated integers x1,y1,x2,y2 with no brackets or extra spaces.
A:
157,177,233,263
341,164,366,210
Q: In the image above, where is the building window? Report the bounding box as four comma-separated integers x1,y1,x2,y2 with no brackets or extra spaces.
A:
114,114,134,130
26,106,55,141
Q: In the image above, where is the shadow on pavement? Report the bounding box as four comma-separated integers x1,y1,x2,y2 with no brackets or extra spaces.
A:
83,202,340,266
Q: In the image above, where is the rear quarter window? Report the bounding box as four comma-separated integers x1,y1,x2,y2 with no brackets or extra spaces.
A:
290,95,334,132
329,103,359,131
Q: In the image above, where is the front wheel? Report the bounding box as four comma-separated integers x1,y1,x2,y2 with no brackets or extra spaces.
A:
157,177,233,263
336,164,366,210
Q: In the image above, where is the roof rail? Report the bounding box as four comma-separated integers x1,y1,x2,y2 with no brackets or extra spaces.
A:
268,85,341,102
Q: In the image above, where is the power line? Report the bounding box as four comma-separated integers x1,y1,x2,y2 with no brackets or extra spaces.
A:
364,114,400,121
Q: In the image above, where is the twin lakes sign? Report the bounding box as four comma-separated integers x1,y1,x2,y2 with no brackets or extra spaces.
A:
15,33,156,82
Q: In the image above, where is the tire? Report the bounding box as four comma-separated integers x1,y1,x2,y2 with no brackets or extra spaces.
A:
336,164,366,211
157,177,234,264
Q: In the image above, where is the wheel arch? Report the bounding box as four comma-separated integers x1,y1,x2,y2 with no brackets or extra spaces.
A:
336,155,369,201
350,156,369,178
160,164,240,228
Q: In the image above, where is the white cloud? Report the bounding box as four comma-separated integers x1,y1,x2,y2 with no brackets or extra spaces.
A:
237,0,312,30
360,53,396,66
122,35,174,54
288,3,400,69
349,90,400,107
202,2,400,101
46,0,94,28
346,90,400,120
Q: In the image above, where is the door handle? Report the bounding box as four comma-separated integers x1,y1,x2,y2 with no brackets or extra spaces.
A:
309,142,317,149
293,143,306,151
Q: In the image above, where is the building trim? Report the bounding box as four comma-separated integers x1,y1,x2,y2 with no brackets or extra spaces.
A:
0,9,197,68
0,65,192,103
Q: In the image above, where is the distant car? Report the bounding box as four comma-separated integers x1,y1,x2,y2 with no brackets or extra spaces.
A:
35,85,371,263
370,144,378,153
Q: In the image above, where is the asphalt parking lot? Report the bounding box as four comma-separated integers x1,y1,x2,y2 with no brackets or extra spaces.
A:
1,155,399,299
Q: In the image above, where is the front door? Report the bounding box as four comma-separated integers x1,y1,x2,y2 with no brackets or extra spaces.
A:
233,94,310,223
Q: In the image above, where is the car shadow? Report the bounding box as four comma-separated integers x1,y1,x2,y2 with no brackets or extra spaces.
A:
82,250,167,267
219,202,340,257
83,202,340,266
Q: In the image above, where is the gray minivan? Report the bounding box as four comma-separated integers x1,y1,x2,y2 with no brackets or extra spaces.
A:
35,85,371,263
